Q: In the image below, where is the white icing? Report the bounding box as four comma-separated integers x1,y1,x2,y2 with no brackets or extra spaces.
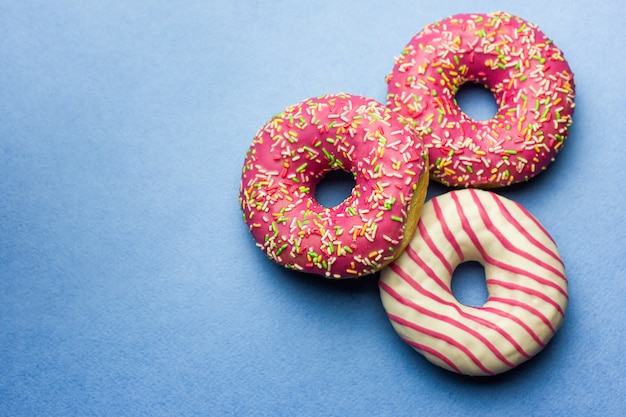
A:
379,189,568,376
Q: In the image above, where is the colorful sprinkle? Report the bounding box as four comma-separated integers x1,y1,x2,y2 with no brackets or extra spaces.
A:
239,94,427,279
386,12,575,188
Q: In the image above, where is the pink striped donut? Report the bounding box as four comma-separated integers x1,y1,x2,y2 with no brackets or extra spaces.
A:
379,189,568,375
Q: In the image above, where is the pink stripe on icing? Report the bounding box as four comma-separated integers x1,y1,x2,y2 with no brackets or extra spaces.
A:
493,193,565,268
511,199,558,246
488,296,556,333
403,245,450,294
380,280,516,369
400,337,463,374
417,220,454,276
469,189,565,280
480,306,546,347
432,197,464,261
488,259,567,298
388,312,494,375
450,192,568,300
486,279,565,317
390,262,532,358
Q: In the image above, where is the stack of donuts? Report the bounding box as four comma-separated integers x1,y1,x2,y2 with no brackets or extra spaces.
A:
239,12,575,376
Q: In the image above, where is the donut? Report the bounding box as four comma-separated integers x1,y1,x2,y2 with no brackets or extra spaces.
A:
239,93,429,279
379,189,568,375
386,12,576,188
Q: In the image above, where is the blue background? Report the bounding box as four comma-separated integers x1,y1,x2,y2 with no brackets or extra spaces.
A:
1,1,624,416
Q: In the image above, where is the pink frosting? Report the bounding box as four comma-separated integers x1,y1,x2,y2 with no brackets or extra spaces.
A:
239,93,427,278
386,12,576,188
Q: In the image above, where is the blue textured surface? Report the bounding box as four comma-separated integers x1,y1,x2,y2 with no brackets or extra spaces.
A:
1,1,624,416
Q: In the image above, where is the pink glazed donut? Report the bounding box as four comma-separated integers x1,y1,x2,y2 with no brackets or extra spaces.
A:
240,93,428,279
379,189,568,375
386,12,576,188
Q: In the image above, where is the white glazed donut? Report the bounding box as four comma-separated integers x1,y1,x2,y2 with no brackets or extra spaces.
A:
379,189,568,376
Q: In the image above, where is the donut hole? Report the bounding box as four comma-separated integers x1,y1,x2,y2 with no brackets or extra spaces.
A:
454,82,498,121
314,169,356,208
450,261,489,307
